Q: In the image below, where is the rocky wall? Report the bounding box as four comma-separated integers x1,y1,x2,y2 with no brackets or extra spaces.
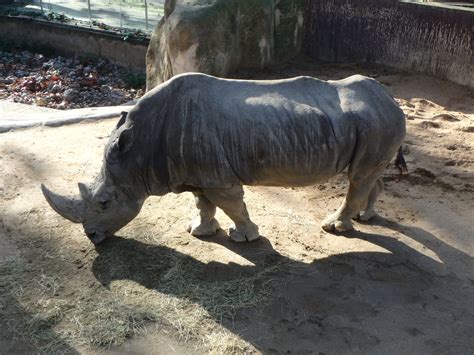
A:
146,0,305,89
304,0,473,88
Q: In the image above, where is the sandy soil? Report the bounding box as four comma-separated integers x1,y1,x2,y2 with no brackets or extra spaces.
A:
1,61,473,354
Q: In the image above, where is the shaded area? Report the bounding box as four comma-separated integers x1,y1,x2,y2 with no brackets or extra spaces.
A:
91,222,474,354
0,263,81,355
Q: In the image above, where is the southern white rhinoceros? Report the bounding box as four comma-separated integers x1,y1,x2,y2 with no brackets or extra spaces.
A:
42,73,407,244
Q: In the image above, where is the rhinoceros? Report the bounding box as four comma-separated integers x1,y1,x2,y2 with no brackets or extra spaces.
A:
42,73,406,244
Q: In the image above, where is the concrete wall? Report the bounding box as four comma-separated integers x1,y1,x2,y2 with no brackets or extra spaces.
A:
0,17,149,72
303,0,473,88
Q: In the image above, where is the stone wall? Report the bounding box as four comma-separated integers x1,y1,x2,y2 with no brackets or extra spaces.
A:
0,17,149,72
304,0,473,88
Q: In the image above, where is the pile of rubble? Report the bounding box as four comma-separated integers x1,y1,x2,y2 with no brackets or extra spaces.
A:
0,50,145,109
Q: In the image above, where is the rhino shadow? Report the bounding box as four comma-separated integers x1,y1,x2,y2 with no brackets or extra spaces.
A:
91,219,474,353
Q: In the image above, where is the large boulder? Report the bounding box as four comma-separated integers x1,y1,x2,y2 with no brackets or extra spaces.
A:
146,0,304,90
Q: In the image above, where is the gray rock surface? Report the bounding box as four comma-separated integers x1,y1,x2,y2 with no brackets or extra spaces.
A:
63,88,80,102
146,0,305,90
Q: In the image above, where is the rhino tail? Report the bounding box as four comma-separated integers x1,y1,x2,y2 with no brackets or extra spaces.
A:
395,146,408,176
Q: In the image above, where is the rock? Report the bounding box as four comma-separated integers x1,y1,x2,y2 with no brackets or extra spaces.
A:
20,53,33,65
57,101,67,109
35,97,48,107
146,0,305,90
63,88,80,102
0,78,13,85
101,85,111,93
110,89,124,99
109,89,125,104
51,84,62,93
2,48,144,109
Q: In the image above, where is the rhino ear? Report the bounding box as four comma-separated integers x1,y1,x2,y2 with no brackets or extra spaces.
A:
116,111,128,129
106,127,134,164
117,128,134,153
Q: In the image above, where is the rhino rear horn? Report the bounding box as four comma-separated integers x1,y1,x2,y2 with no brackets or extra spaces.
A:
41,184,85,223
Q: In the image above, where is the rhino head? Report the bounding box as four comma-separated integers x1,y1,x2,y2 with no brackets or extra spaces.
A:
41,180,144,244
41,112,147,244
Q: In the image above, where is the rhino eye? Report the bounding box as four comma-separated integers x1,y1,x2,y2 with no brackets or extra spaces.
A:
98,199,111,209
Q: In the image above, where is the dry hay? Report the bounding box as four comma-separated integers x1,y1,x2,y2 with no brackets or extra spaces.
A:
0,221,284,354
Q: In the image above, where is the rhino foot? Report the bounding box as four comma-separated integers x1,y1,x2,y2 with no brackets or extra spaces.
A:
357,209,377,222
228,223,260,243
321,214,353,233
187,217,220,236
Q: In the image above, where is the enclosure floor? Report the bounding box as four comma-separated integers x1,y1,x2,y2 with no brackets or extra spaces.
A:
1,61,473,354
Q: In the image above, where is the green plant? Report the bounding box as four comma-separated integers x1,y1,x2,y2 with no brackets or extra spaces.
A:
121,71,146,89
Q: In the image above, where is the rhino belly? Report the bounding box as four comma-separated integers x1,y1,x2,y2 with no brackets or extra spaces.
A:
238,142,353,187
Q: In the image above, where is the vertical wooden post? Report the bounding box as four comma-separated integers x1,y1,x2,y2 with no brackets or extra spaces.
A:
145,0,149,30
87,0,92,28
120,0,123,28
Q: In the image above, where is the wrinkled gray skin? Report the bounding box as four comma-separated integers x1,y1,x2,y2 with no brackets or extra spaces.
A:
42,73,406,244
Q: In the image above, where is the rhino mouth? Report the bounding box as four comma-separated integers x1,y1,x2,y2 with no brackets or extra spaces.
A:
85,230,108,244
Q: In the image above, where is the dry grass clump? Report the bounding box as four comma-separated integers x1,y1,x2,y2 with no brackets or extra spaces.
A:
0,234,284,354
95,239,283,352
62,297,154,348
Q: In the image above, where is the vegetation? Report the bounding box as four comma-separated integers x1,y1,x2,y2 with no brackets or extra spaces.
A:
121,71,146,89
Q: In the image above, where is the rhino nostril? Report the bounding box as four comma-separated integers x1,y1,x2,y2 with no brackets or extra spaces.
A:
85,230,107,244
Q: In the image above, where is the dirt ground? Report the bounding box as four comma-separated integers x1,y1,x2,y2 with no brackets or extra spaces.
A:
1,60,473,354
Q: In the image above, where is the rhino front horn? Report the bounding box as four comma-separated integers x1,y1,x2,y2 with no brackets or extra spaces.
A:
41,184,85,223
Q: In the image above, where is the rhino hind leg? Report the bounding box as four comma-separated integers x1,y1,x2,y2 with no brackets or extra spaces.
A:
358,178,384,221
322,169,384,233
188,192,221,236
203,185,259,243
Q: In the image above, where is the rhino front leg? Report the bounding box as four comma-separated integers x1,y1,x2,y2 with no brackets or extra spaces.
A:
188,192,221,236
203,185,259,243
